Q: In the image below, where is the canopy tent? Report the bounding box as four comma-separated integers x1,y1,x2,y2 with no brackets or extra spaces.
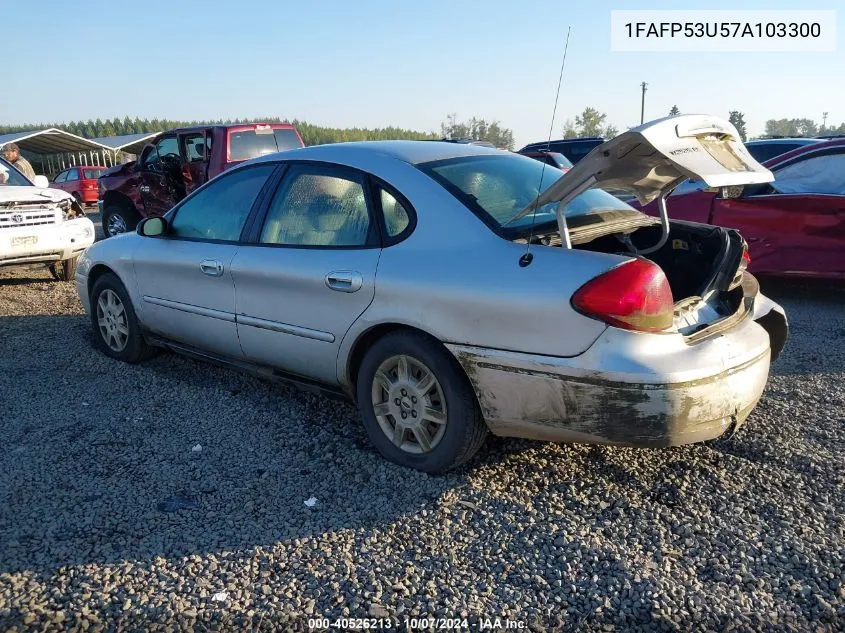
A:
90,132,158,156
0,128,111,154
0,128,117,178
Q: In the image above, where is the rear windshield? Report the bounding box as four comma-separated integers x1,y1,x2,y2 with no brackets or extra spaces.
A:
228,127,303,161
419,154,637,233
82,168,105,179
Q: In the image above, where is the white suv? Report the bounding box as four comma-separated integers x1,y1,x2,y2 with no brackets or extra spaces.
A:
1,157,95,281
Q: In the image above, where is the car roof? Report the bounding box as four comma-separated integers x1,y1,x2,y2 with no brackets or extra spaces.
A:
519,138,604,152
250,140,505,166
167,122,297,134
746,137,821,145
763,137,845,166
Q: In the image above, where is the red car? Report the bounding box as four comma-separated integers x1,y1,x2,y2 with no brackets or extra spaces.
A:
98,123,304,237
636,139,845,280
50,165,105,205
518,150,572,171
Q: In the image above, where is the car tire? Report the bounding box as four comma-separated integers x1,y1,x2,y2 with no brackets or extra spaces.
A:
102,205,139,238
49,257,78,282
90,272,156,363
356,330,487,473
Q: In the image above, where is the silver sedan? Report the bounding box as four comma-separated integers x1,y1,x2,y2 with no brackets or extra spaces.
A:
76,115,788,473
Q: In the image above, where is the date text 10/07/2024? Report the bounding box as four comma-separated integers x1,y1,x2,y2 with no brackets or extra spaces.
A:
307,617,527,630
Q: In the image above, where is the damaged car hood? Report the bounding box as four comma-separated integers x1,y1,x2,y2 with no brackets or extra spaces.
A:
517,114,774,219
0,186,75,206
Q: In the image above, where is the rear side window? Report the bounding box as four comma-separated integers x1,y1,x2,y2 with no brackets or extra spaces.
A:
170,165,275,241
771,153,845,195
379,189,410,237
66,168,80,181
82,168,104,179
260,166,372,247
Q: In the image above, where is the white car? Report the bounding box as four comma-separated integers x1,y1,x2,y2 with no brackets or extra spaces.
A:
0,157,95,281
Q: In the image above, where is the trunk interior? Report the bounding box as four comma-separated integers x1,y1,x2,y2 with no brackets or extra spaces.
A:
578,221,748,336
520,218,749,336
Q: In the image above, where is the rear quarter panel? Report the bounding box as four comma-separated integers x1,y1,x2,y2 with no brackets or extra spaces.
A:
330,154,624,385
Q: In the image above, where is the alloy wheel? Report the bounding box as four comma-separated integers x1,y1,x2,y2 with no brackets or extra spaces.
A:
96,289,129,352
107,213,127,236
370,354,448,454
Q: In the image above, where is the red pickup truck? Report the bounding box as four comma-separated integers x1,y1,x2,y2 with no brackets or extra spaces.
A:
98,123,304,237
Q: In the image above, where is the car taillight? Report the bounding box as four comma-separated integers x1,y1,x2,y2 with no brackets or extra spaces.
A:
572,259,674,333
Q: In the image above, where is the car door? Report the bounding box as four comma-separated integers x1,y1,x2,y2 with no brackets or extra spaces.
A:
133,163,278,358
138,135,184,217
231,163,382,385
51,170,68,192
180,130,212,195
63,168,80,196
710,150,845,278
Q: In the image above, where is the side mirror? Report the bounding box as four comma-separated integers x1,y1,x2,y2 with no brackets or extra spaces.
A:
33,175,50,188
138,216,167,237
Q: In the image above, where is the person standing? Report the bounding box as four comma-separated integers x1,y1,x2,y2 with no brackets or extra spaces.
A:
1,143,36,181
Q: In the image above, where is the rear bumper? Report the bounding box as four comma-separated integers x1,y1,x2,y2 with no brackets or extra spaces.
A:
0,218,95,266
447,304,776,447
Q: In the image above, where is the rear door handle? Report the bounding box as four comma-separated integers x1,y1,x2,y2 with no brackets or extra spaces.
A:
200,260,224,277
325,271,363,292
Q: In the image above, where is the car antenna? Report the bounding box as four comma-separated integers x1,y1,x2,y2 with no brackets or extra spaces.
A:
520,26,571,268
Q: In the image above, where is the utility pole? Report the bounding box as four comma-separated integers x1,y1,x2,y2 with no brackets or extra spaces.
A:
822,111,829,131
640,82,648,124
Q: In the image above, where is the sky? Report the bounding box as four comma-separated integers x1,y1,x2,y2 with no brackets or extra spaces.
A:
4,0,843,147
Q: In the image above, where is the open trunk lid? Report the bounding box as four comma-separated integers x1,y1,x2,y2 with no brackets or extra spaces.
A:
515,115,776,340
514,114,774,226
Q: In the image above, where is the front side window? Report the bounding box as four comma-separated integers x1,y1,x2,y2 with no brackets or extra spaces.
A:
156,136,180,159
260,167,372,247
169,165,275,241
53,170,67,183
420,154,637,234
771,153,845,195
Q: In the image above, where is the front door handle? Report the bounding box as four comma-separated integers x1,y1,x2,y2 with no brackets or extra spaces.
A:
139,185,150,194
325,270,363,293
200,260,224,277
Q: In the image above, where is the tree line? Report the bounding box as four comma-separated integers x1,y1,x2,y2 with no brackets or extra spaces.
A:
0,117,439,146
0,115,521,149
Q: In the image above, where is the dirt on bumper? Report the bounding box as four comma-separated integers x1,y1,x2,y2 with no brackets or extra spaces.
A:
449,344,771,447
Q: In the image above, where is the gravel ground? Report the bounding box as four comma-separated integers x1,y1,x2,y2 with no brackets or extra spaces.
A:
1,224,843,631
